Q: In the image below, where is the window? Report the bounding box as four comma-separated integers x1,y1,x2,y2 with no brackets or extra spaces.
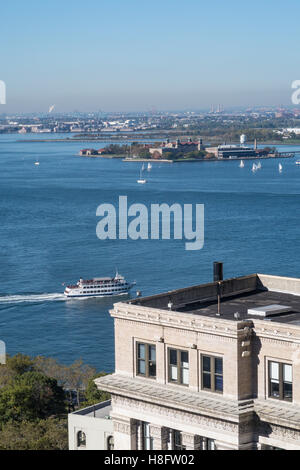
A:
170,430,186,450
137,343,156,378
142,422,154,450
200,437,216,450
77,431,86,448
269,361,292,401
107,435,114,450
202,355,223,393
168,349,189,385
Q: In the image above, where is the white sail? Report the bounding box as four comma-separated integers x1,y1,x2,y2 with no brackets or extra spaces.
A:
147,162,152,171
239,160,244,168
279,163,283,173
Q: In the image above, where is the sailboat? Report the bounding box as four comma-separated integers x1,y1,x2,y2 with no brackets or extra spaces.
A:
147,162,152,171
256,161,262,170
279,163,283,173
137,164,147,184
251,163,257,173
239,160,244,168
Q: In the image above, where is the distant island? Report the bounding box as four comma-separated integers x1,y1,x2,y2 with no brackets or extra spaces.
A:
79,138,295,162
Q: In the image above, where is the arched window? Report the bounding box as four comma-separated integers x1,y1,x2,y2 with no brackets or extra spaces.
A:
107,435,114,450
77,431,86,448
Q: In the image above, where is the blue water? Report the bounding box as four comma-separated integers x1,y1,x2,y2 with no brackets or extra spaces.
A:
0,134,299,371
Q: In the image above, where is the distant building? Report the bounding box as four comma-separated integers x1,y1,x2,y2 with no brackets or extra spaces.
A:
149,138,204,159
206,144,265,159
79,149,98,156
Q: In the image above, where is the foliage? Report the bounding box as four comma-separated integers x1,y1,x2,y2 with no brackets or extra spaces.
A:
0,371,66,423
81,372,110,406
0,418,68,450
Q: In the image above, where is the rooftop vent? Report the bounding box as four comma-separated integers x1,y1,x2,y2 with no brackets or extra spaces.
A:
247,304,292,317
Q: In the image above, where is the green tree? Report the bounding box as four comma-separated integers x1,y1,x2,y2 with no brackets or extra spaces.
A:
0,418,68,450
0,371,66,424
82,372,110,406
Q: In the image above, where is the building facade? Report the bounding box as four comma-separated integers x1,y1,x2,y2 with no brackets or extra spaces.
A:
68,401,113,450
95,272,300,450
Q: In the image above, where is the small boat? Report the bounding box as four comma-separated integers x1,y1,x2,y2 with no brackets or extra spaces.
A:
256,161,262,169
239,160,244,168
147,162,152,171
295,161,300,165
34,161,40,166
279,163,283,173
251,163,257,173
64,272,135,298
137,164,147,184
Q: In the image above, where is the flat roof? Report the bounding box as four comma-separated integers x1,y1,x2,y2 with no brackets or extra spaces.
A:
176,289,300,324
130,274,300,325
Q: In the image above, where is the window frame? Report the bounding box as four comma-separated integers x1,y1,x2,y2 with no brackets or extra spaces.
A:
201,354,223,394
168,348,189,386
77,430,86,448
136,342,156,379
268,360,292,402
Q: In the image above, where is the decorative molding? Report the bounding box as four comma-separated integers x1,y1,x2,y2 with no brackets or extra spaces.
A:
112,395,239,434
260,421,300,442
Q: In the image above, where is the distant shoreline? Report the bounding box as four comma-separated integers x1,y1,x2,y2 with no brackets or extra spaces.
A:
12,138,300,146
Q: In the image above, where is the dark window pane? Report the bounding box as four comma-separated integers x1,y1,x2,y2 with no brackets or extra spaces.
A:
270,380,280,398
284,382,292,400
181,351,189,365
149,362,156,377
169,349,177,365
215,358,223,374
203,356,211,372
203,372,211,389
215,375,223,392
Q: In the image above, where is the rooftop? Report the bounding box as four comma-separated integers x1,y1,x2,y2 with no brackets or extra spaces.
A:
129,273,300,325
72,400,112,419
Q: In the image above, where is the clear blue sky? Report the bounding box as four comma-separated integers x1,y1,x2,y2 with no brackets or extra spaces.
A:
1,0,299,112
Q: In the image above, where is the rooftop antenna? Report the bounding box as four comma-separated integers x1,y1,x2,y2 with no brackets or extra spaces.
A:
213,262,223,317
216,281,222,316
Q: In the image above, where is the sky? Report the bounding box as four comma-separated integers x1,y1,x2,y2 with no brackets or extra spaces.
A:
1,0,300,112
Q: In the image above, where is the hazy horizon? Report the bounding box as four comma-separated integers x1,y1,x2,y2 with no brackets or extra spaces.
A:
1,0,300,113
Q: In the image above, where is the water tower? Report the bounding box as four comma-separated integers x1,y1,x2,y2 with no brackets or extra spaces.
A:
240,134,246,145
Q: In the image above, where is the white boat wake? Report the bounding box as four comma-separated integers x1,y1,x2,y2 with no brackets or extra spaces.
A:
0,293,66,304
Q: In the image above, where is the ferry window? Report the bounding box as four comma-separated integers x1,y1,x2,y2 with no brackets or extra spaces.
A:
202,355,223,393
77,431,86,448
137,343,156,378
168,349,189,386
269,361,292,401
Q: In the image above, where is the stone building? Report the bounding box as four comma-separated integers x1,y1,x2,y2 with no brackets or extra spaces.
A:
95,270,300,450
149,138,204,159
68,401,114,450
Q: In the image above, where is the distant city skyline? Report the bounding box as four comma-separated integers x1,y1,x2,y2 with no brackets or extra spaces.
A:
1,0,300,112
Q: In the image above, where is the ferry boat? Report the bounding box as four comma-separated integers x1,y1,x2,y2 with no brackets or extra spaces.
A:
64,272,135,298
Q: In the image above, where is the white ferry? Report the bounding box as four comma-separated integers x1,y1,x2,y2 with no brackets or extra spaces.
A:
64,272,135,298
